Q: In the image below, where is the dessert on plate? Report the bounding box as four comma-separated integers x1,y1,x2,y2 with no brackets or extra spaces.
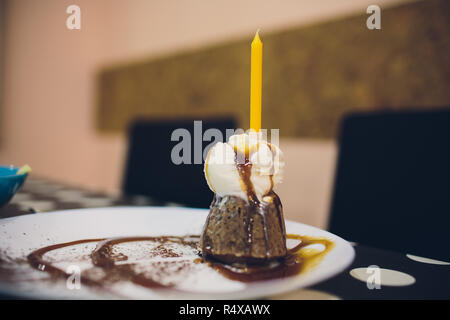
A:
201,131,287,263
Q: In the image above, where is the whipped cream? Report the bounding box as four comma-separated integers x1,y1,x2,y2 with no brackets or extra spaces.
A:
204,132,284,201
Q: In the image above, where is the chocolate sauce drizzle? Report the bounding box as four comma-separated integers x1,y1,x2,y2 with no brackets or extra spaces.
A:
232,143,284,259
26,234,334,295
27,236,200,293
28,238,105,288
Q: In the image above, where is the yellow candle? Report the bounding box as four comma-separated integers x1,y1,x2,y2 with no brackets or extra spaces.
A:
250,30,262,132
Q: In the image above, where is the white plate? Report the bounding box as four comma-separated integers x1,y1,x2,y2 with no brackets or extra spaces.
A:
0,207,354,299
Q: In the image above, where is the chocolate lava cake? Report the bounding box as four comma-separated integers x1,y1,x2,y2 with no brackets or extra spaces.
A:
200,192,287,263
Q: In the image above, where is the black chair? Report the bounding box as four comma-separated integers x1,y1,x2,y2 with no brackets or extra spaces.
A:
328,108,450,261
122,116,237,208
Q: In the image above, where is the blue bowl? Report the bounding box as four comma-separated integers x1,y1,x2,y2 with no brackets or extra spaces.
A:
0,166,28,207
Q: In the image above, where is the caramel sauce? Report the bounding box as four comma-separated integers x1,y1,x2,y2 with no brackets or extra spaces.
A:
201,234,334,282
26,234,334,293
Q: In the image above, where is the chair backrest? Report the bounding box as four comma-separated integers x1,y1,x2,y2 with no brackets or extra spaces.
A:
122,117,236,208
328,108,450,261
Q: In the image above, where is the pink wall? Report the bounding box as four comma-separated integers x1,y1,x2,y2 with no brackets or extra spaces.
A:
0,0,407,227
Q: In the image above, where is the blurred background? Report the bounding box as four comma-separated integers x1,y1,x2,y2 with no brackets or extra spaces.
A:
0,0,449,229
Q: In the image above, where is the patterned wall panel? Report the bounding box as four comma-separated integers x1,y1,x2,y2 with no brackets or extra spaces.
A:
97,0,450,138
